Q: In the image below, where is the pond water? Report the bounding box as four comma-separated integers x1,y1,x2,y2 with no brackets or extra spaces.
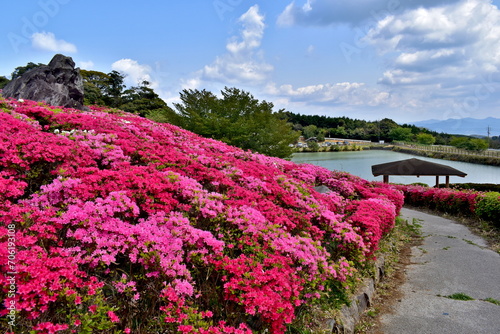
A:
291,150,500,185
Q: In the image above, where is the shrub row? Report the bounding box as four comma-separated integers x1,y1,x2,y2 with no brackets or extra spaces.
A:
446,183,500,193
396,185,500,228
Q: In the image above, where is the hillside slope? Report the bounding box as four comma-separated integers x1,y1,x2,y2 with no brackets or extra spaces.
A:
0,98,403,334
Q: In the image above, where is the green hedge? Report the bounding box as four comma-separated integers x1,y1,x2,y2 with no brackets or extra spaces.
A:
447,183,500,192
475,192,500,227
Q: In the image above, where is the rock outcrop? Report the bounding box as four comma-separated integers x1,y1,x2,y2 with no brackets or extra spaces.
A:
2,54,87,110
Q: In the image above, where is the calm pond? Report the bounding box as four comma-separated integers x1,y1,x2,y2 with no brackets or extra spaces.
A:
291,150,500,185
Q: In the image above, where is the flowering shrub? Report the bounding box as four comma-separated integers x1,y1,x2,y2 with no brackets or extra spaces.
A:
475,192,500,228
396,184,480,217
347,198,397,256
0,98,402,333
397,184,500,229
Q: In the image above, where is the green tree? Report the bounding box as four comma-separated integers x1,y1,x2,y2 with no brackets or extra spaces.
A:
81,69,177,120
328,126,347,138
302,125,318,139
171,87,300,158
307,141,319,151
0,76,10,89
349,127,368,139
173,88,219,137
416,133,436,145
81,70,111,105
147,107,182,125
292,123,303,134
11,62,44,79
121,81,173,117
379,118,399,138
450,136,468,148
316,129,326,142
467,138,489,151
104,70,126,107
450,136,489,151
388,127,413,142
80,69,126,107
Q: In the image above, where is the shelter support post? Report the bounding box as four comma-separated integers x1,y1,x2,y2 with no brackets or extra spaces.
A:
446,175,450,188
435,176,439,188
383,175,389,183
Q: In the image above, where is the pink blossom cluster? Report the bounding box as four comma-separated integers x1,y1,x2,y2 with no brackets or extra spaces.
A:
396,184,480,216
0,98,402,333
347,198,397,256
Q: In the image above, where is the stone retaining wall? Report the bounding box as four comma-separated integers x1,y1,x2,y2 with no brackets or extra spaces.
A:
329,257,385,333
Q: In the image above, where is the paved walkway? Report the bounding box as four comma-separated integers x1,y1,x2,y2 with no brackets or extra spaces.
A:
378,208,500,334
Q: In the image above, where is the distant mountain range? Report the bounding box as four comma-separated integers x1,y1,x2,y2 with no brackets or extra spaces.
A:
410,117,500,137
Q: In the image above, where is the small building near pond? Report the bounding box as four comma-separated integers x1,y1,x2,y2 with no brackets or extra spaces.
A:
371,158,467,187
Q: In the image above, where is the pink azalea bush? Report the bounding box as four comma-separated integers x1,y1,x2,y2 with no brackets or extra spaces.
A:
397,184,500,228
0,97,403,333
396,185,480,216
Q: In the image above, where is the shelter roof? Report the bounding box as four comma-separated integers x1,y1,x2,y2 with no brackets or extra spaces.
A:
372,158,467,177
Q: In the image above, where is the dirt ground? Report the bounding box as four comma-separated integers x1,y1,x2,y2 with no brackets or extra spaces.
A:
356,231,423,334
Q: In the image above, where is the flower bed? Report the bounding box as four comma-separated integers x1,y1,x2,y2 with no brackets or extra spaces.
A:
396,185,500,228
0,98,403,334
396,185,479,216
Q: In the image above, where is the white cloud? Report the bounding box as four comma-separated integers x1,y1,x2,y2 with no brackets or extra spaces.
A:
31,32,77,53
181,77,202,91
111,59,158,88
277,0,461,26
265,81,394,107
179,0,500,123
78,60,94,69
226,5,265,55
364,0,500,89
185,5,273,89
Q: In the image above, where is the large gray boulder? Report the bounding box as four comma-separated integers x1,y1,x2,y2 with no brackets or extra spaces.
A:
2,54,87,110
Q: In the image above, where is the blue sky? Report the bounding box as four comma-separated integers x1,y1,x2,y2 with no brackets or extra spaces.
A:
2,0,500,123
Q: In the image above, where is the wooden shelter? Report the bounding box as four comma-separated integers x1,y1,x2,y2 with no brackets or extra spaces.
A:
371,158,467,187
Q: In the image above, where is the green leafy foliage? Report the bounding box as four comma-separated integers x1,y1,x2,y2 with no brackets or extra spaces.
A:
302,125,318,139
449,183,500,192
105,70,127,107
81,70,173,118
490,135,500,149
475,192,500,227
82,69,126,108
81,70,112,105
11,62,44,79
167,87,300,158
306,141,319,151
450,136,489,151
0,76,10,89
388,127,413,142
120,81,174,117
416,133,436,145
